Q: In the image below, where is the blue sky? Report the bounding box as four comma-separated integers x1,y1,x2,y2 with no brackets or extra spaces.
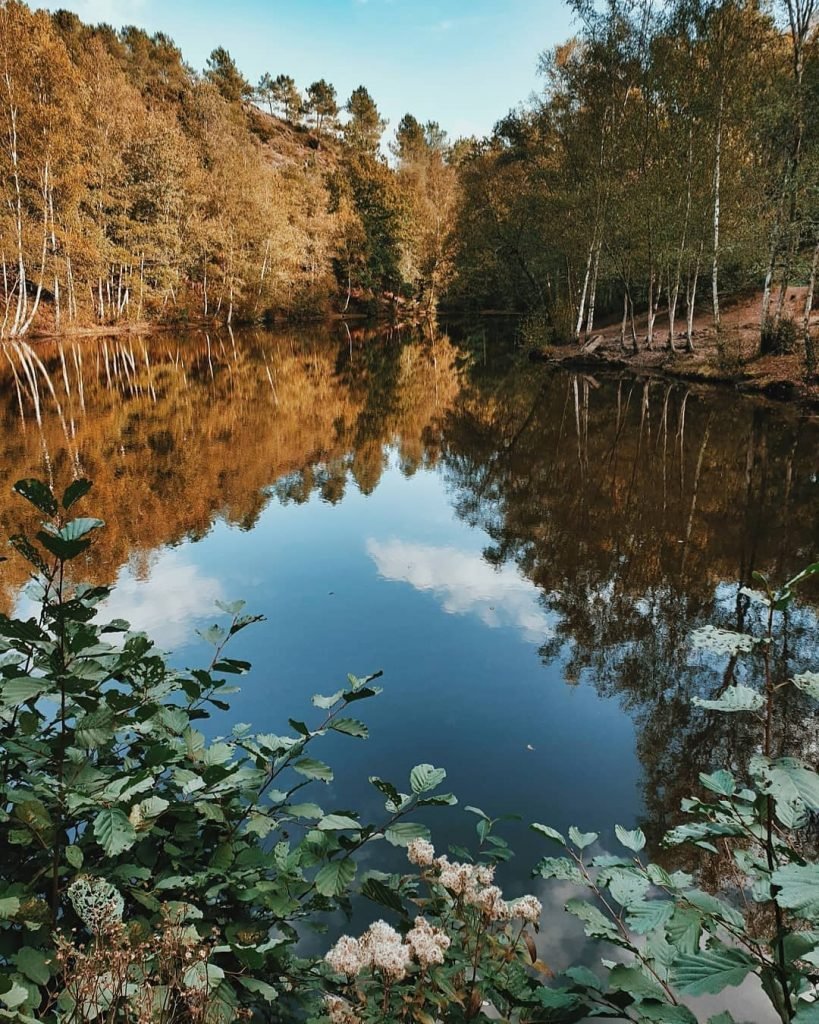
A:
38,0,575,141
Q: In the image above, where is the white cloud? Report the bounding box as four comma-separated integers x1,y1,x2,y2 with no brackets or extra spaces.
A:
367,539,553,643
100,548,224,651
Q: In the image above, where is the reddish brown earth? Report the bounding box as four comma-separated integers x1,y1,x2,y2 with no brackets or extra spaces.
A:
540,288,819,407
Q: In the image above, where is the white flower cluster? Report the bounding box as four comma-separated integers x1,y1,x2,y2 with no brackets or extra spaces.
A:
406,916,451,967
324,994,360,1024
67,876,124,934
409,839,542,925
326,920,411,981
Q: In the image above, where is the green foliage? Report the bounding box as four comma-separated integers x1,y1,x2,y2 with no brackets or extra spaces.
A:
0,478,452,1021
528,562,819,1024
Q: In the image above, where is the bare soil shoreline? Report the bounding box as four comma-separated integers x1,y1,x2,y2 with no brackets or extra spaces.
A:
532,289,819,410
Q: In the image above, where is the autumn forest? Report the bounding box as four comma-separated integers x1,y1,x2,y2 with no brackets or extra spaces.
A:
1,0,818,371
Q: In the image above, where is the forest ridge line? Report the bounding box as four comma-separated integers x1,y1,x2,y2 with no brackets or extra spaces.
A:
0,0,818,385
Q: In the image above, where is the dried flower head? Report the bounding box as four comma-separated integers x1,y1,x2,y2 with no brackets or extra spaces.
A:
324,994,361,1024
508,894,542,924
359,920,411,981
406,916,451,968
325,935,364,977
407,838,436,867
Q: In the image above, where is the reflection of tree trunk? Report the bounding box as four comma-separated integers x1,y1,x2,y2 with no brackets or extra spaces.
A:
681,414,712,575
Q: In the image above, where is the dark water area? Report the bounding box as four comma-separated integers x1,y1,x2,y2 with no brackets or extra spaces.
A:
0,322,817,977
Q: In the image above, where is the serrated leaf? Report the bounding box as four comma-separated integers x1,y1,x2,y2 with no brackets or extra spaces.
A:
673,944,755,995
385,822,430,847
0,679,47,707
565,898,618,940
237,977,278,1003
329,718,369,739
361,877,405,915
666,907,703,954
534,856,585,884
606,868,650,908
293,758,333,782
93,808,136,856
615,824,646,852
75,706,116,748
626,899,674,935
699,770,736,796
568,826,598,850
531,823,566,846
318,814,360,831
312,690,343,709
410,764,446,794
315,858,356,897
771,863,819,921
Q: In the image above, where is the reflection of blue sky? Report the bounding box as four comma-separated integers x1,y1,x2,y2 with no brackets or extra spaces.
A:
367,538,554,642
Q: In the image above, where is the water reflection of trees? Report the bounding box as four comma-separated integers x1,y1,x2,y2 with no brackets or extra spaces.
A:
0,325,462,608
1,327,816,850
439,361,819,846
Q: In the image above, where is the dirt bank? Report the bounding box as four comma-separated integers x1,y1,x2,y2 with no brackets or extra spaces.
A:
533,290,819,408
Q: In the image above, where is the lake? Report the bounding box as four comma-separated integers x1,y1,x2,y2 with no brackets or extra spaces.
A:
0,321,817,980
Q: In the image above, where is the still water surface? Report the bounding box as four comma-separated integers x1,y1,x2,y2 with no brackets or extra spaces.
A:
0,322,817,973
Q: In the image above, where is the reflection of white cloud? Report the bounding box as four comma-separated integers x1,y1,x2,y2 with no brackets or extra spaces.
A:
101,549,224,652
367,539,552,643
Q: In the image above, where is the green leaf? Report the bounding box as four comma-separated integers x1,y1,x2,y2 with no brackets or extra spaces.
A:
0,897,21,919
15,948,50,986
59,518,104,542
793,1002,819,1023
699,770,736,796
385,822,430,847
0,679,46,707
564,898,618,940
317,814,360,831
693,685,763,712
361,877,405,915
65,846,83,869
626,899,674,935
568,826,598,850
673,944,755,995
666,907,703,954
93,808,136,856
531,823,566,846
608,963,667,1001
62,479,92,511
707,1014,736,1024
771,863,819,921
752,757,819,828
237,978,278,1003
315,858,356,897
329,718,369,739
534,857,585,884
311,690,344,709
409,763,446,794
182,962,224,990
606,868,650,908
75,706,116,748
14,479,57,517
293,758,333,782
615,824,646,852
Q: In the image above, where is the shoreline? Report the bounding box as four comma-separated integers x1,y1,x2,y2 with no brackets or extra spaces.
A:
531,340,819,410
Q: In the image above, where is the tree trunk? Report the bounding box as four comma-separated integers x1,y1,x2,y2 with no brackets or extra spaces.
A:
711,91,724,331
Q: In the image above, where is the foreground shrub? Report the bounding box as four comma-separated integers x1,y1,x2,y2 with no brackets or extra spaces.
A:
0,478,453,1021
